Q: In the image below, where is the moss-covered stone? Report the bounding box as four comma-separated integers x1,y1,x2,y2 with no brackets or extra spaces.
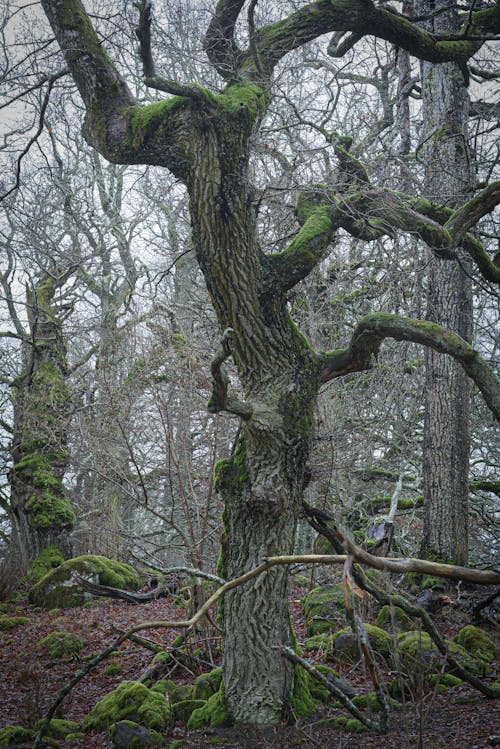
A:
301,584,345,635
303,633,336,658
105,662,122,676
375,605,413,632
429,673,463,689
37,631,84,659
306,664,340,702
83,681,171,731
28,555,140,608
37,719,80,739
110,719,163,748
332,624,392,662
397,630,492,676
187,685,231,729
0,725,61,747
172,699,207,723
454,625,496,662
193,667,222,701
0,615,30,630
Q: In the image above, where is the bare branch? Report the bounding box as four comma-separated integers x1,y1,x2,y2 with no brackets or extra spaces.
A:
319,313,500,421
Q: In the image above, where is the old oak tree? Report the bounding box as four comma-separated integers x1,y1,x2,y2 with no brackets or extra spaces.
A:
40,0,500,727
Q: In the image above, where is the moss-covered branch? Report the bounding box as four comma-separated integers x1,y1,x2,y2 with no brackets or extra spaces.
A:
319,313,500,420
245,0,484,76
268,202,340,292
444,180,500,247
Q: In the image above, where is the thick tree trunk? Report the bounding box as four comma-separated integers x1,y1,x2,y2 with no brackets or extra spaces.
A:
185,113,319,724
419,2,473,564
9,277,74,572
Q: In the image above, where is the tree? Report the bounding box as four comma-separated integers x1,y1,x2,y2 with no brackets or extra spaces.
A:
0,213,75,573
418,0,474,565
35,0,500,726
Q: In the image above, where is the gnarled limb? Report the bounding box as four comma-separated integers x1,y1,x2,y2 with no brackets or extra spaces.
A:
208,329,253,418
203,0,246,78
40,0,194,173
245,0,485,76
319,313,500,421
444,180,500,247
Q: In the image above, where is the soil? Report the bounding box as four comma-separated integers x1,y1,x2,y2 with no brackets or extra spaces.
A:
0,582,498,749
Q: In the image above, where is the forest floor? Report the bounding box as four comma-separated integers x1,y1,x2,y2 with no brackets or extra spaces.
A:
0,580,498,749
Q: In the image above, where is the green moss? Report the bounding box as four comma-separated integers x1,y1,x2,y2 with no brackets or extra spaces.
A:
375,605,413,632
219,81,267,119
127,98,187,150
28,555,140,608
109,720,163,748
454,625,496,662
332,624,392,660
303,633,336,657
0,615,30,630
28,545,64,582
397,631,492,676
281,207,334,263
37,719,80,740
137,690,172,729
172,699,207,723
187,685,231,729
193,668,222,701
307,664,340,702
344,718,366,732
429,673,463,689
301,584,345,635
83,681,171,731
37,631,84,659
105,663,122,676
0,727,35,747
0,726,62,747
14,452,74,530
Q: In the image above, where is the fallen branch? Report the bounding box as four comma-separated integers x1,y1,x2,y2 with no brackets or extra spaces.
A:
277,645,386,732
34,549,498,747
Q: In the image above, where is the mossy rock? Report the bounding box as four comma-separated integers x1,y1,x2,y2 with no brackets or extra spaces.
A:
301,584,345,634
172,699,207,723
110,720,163,748
0,725,61,747
37,631,84,659
193,667,222,701
317,716,365,732
105,663,122,676
307,664,340,701
397,631,492,676
454,625,496,662
28,555,140,609
37,719,80,740
83,681,171,731
164,682,194,704
375,605,413,632
187,685,231,729
429,673,463,689
332,624,392,663
0,615,30,630
303,633,336,659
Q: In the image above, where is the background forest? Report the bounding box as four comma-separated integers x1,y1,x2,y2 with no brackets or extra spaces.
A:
0,0,498,747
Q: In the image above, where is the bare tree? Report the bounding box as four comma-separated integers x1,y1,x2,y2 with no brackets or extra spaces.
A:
13,0,500,725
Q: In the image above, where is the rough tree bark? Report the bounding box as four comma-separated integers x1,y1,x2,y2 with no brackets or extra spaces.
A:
418,0,474,564
9,274,74,572
39,0,500,726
